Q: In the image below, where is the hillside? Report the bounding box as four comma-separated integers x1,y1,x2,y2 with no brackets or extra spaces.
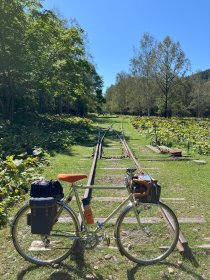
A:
191,68,210,80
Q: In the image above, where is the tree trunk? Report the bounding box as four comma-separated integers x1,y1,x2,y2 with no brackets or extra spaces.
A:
4,70,15,121
57,94,63,115
38,91,44,113
164,88,168,117
3,89,14,121
147,105,150,116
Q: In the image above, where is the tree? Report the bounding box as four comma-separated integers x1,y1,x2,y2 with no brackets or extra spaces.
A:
130,33,156,116
104,85,116,113
153,36,190,117
105,72,129,114
169,78,192,116
0,0,104,119
0,0,28,120
115,72,129,114
189,76,210,117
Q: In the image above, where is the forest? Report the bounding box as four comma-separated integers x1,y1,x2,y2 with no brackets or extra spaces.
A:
1,1,210,120
0,0,104,121
105,33,210,118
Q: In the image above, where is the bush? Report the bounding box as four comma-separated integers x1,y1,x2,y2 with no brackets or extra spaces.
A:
0,113,93,226
0,148,49,226
131,116,210,155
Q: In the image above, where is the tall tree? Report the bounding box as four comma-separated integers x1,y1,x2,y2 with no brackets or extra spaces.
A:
0,0,103,118
153,36,190,117
189,76,210,117
130,33,156,116
115,72,129,114
0,0,28,119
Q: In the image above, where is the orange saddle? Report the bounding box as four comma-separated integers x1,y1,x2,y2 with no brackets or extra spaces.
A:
57,174,87,183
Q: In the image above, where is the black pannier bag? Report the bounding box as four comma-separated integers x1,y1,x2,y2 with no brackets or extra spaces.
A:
29,197,57,234
30,179,64,200
132,174,161,203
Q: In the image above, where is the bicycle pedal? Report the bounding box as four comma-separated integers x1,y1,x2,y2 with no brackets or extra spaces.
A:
101,232,110,246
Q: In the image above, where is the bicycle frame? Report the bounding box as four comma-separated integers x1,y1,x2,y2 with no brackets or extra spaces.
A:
61,183,141,235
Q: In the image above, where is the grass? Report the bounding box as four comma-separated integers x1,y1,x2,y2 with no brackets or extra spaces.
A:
0,114,210,279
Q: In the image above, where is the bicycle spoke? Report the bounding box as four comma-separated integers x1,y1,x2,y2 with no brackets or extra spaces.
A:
116,202,179,264
12,203,79,265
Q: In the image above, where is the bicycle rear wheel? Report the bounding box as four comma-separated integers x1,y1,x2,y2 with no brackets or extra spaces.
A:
11,202,79,265
115,202,179,265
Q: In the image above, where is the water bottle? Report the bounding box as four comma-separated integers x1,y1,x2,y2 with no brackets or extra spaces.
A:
82,198,94,224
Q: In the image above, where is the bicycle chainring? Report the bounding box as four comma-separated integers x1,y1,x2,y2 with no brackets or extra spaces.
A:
81,232,99,249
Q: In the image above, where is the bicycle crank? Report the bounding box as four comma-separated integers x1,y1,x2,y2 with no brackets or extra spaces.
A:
81,232,99,249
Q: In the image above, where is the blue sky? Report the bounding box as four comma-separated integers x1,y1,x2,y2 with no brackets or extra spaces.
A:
43,0,210,92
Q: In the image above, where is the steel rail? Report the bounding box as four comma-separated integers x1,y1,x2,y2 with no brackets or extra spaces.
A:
99,124,113,159
74,128,101,253
83,127,101,200
160,202,188,252
121,137,144,173
120,122,143,173
83,124,114,201
120,123,188,253
79,122,188,254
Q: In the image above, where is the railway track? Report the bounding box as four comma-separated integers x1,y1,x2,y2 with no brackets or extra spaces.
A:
81,124,189,254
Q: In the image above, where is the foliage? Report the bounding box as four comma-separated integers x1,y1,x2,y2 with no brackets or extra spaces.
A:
192,68,210,81
0,0,103,120
188,77,210,117
130,33,157,116
0,113,93,226
131,116,210,155
0,113,93,157
153,36,191,117
105,33,210,118
0,148,49,226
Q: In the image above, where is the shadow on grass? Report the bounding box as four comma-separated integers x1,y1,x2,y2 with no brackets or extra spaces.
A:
127,260,206,280
17,257,105,280
1,113,132,158
16,242,104,280
181,246,199,267
0,114,102,158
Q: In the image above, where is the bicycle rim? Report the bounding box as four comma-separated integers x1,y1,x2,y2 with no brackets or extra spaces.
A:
11,202,79,265
115,202,179,264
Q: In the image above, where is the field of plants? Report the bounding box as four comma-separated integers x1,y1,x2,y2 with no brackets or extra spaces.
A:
0,113,94,226
0,115,210,280
131,117,210,155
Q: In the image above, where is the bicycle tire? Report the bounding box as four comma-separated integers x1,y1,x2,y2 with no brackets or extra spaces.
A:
115,202,179,265
11,201,80,265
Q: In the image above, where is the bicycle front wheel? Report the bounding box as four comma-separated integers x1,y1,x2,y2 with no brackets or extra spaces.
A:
115,202,179,265
11,202,79,265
